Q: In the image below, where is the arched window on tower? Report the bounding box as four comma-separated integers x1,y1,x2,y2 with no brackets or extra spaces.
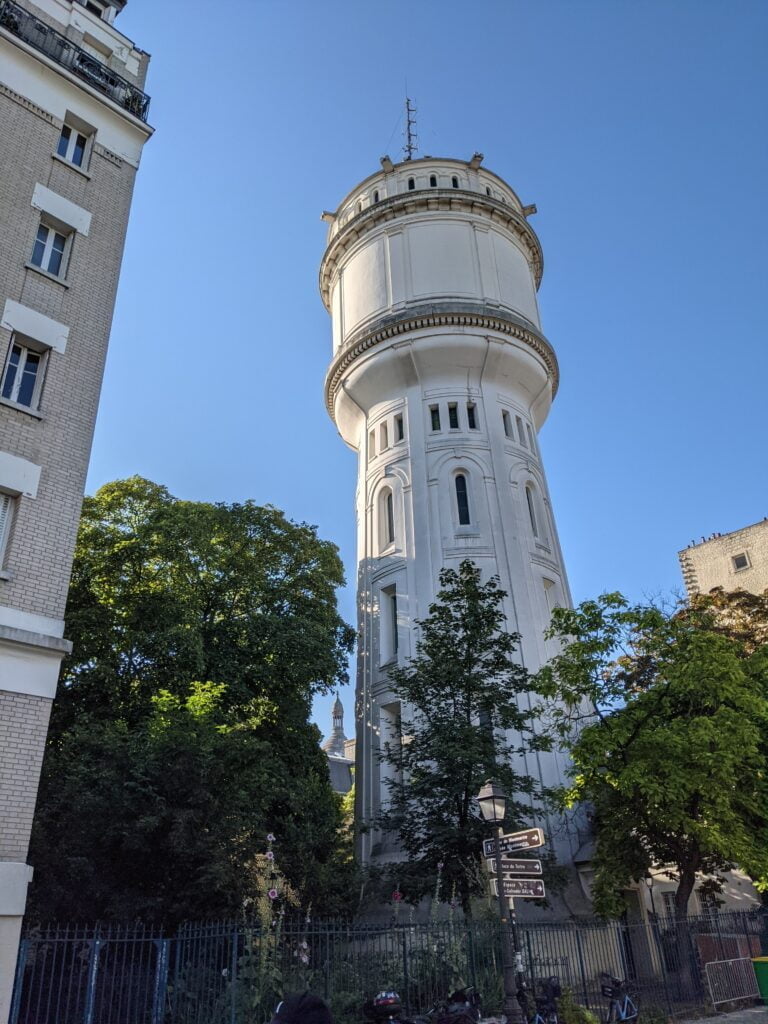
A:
455,474,471,526
408,177,415,191
429,174,437,187
452,175,459,188
379,487,395,550
373,190,380,203
525,485,539,538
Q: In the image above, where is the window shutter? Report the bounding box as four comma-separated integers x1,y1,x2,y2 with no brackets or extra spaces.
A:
0,493,13,556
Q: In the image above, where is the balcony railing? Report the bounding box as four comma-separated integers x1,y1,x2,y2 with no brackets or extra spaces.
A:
0,0,150,121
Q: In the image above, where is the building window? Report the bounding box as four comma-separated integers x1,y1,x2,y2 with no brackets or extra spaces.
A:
526,423,536,452
526,485,539,538
31,222,69,278
386,491,395,546
661,891,676,918
381,584,398,662
373,190,379,203
502,410,512,437
380,421,389,451
732,552,749,571
697,889,720,921
368,430,376,462
467,403,478,429
379,488,395,549
543,578,560,618
57,124,89,168
429,174,437,187
455,474,471,526
379,700,402,792
1,340,47,410
430,405,441,431
516,415,527,446
82,0,108,16
395,413,404,442
0,492,14,567
408,177,415,191
448,402,459,429
452,175,459,188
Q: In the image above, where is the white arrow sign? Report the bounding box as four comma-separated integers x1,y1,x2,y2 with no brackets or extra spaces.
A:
485,858,543,877
483,828,545,858
491,877,546,899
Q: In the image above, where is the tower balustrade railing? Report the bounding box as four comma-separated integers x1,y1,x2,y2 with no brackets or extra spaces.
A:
0,0,150,121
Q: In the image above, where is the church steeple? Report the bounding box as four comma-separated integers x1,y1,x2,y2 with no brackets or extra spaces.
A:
322,692,349,758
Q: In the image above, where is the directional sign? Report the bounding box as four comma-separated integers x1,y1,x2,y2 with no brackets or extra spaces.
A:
482,828,545,859
485,858,543,877
491,877,546,899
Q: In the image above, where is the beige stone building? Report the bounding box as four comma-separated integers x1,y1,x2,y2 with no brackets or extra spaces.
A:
679,517,768,598
0,1,152,1017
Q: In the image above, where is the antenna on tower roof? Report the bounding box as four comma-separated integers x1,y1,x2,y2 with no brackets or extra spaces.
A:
404,96,418,161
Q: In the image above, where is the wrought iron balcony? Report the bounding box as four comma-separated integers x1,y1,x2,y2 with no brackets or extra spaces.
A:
0,0,150,121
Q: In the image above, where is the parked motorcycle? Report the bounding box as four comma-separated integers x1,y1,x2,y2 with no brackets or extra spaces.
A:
363,985,481,1024
363,990,415,1023
411,986,482,1024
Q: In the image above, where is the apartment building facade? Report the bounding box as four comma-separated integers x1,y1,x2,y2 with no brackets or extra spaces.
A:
0,1,152,1016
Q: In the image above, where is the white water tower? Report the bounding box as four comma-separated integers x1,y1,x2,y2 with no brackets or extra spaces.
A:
320,153,579,869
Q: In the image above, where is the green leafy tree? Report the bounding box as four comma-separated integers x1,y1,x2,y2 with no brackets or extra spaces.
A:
29,477,356,921
538,592,768,921
378,560,547,915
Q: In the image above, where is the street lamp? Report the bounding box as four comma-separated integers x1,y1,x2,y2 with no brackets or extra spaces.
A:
477,781,523,1024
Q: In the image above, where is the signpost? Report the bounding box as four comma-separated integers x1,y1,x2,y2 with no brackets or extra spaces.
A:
485,858,543,877
491,877,546,899
482,828,545,858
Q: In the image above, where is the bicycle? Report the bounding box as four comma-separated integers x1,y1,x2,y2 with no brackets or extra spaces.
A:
599,973,638,1023
518,976,560,1024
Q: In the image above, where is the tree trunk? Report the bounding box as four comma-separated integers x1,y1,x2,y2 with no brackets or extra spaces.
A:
674,864,696,924
673,861,698,994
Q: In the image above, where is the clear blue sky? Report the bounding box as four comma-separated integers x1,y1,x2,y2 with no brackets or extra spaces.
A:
88,0,768,736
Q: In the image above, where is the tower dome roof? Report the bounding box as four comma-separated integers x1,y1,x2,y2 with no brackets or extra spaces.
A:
322,693,349,758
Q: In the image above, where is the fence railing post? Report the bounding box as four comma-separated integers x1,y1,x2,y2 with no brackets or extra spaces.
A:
401,929,410,1016
466,922,478,994
9,937,29,1024
82,938,102,1024
649,916,674,1016
575,930,590,1008
151,938,170,1024
230,927,238,1024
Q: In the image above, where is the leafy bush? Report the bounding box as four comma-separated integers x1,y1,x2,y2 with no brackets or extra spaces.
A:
557,988,600,1024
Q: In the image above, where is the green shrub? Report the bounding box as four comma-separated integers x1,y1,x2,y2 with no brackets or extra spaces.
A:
642,1007,669,1024
557,988,600,1024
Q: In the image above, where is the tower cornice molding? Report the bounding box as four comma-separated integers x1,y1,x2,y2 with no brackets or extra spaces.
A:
318,189,543,311
324,303,559,420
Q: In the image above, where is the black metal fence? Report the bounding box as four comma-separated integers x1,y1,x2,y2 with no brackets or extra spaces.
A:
11,910,768,1024
0,0,151,120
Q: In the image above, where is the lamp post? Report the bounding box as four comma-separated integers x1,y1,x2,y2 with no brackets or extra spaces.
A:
477,780,524,1024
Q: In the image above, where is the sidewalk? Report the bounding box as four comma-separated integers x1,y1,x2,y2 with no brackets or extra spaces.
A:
679,1007,768,1024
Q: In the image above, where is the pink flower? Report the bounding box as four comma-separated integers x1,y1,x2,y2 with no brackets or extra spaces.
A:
392,890,403,902
266,833,276,843
266,850,275,861
437,862,444,871
300,953,310,964
268,888,278,900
